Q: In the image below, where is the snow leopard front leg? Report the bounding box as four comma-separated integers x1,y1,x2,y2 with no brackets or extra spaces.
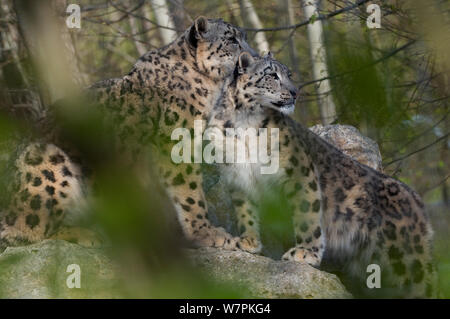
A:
281,164,325,267
229,189,262,253
160,161,239,250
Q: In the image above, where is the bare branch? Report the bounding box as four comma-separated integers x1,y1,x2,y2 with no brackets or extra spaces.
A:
298,40,416,90
244,0,372,32
384,132,450,167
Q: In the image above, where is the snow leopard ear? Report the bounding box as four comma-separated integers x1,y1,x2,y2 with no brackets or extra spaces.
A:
188,16,208,47
238,52,254,73
194,16,208,35
264,51,274,59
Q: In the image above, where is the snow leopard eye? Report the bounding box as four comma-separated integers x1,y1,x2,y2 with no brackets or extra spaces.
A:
229,36,239,44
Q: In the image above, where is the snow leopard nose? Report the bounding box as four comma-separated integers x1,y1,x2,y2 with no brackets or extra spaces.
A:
290,89,298,99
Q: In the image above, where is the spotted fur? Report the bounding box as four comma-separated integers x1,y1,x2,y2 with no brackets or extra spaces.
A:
0,143,97,248
208,53,437,298
0,18,257,251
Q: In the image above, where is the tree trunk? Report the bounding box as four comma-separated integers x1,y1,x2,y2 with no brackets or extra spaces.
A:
225,0,241,26
0,0,30,88
150,0,177,46
169,0,189,30
128,1,148,56
239,0,269,54
302,0,336,125
13,0,84,105
285,0,300,80
284,0,308,121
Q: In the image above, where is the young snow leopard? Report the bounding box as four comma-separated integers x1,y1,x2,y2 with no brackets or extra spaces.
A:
207,52,437,298
0,18,258,251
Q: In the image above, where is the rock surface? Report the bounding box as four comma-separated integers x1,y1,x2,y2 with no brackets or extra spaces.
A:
309,124,383,171
0,239,350,298
186,247,352,299
0,124,377,299
0,239,120,298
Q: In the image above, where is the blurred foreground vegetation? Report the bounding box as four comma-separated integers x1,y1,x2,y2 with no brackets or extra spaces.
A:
0,0,448,298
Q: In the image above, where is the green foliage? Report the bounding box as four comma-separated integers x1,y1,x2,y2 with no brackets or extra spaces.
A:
435,241,450,298
0,0,448,299
259,184,295,259
50,97,246,298
328,32,404,129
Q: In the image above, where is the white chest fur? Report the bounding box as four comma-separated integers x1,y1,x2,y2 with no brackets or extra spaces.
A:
207,110,284,195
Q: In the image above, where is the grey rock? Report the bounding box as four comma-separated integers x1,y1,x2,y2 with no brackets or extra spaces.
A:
186,247,352,299
0,239,121,298
0,239,351,299
1,124,377,299
309,124,383,171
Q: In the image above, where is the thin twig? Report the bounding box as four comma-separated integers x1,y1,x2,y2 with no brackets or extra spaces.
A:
244,0,372,32
298,40,416,90
384,132,450,167
422,175,450,195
